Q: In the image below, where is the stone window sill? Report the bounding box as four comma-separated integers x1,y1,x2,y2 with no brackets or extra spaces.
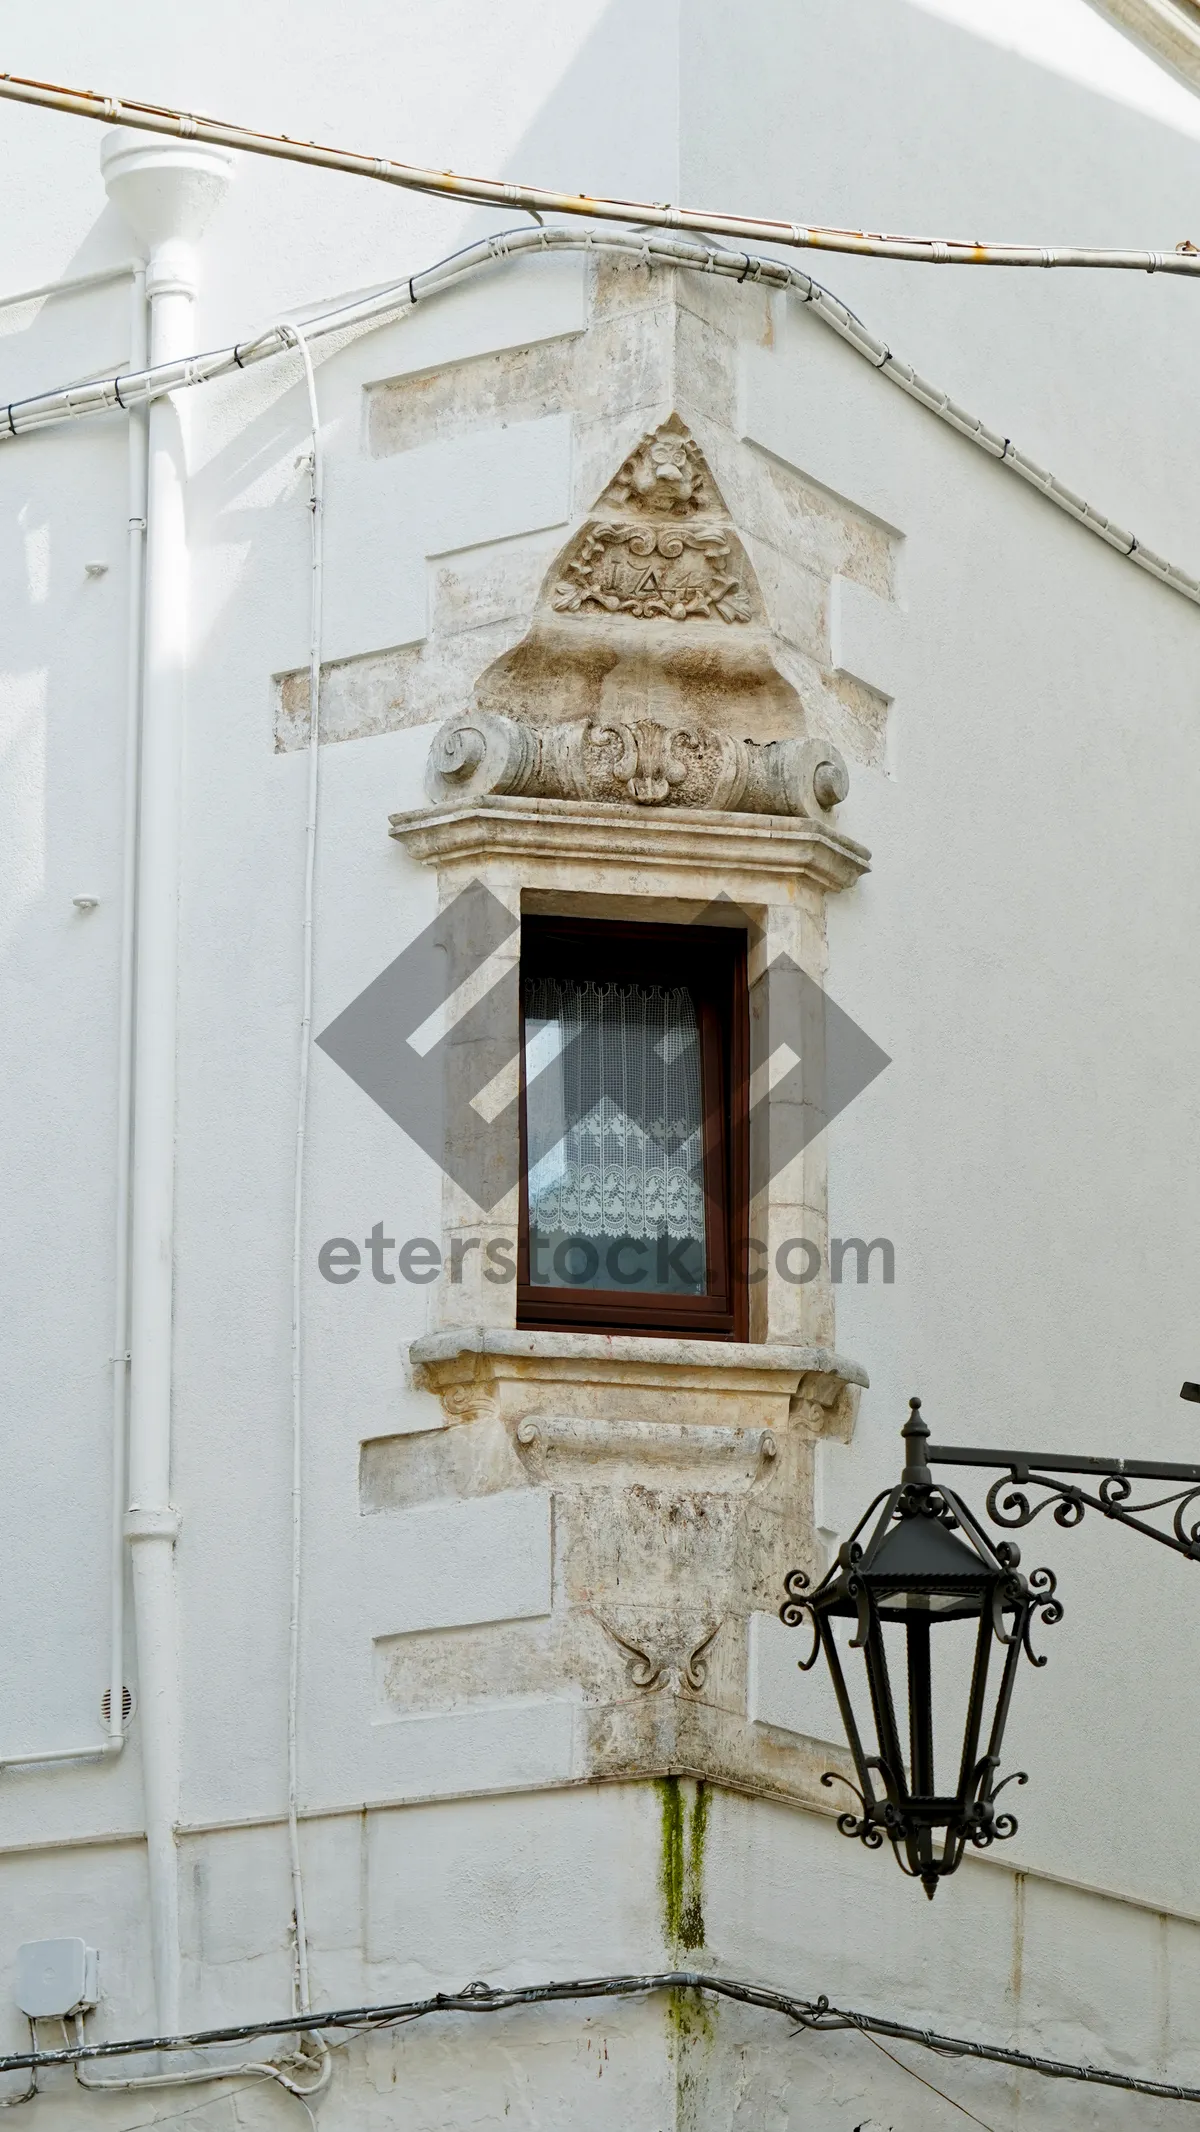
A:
409,1325,866,1433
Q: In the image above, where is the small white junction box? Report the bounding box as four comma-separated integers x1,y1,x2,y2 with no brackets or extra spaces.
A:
15,1939,99,2018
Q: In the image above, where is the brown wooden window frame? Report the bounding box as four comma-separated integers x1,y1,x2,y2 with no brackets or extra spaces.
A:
517,915,748,1340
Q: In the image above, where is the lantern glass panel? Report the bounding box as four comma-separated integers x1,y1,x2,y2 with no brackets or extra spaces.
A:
877,1614,993,1795
929,1615,986,1788
870,1585,984,1617
817,1612,988,1800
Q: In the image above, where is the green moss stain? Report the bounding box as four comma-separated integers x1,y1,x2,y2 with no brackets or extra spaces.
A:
666,1976,714,2048
657,1779,716,2129
658,1777,685,1943
657,1776,708,1953
682,1779,708,1949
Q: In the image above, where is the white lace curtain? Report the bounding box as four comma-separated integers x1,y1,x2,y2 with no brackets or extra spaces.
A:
524,977,706,1243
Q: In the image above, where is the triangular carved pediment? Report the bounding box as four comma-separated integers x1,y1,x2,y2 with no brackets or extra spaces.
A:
550,414,759,628
468,415,800,745
417,415,862,826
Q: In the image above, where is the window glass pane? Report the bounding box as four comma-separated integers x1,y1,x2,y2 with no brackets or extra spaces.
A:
524,975,708,1295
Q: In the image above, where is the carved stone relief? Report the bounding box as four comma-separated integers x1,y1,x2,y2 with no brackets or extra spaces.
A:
425,708,849,816
465,414,806,745
600,421,716,516
595,1614,723,1694
553,523,753,625
550,417,755,627
276,263,901,767
369,1359,863,1807
418,415,856,823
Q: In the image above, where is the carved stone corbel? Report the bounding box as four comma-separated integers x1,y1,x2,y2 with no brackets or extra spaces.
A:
425,709,849,819
790,1369,862,1444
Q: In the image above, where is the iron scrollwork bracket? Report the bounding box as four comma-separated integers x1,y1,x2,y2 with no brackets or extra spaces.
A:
984,1467,1200,1559
925,1444,1200,1563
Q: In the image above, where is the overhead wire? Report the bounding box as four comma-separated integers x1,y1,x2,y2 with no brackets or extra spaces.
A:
858,2028,1004,2130
3,64,1200,277
110,2078,294,2132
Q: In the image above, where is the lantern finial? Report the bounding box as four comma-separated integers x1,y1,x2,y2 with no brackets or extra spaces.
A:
902,1395,931,1486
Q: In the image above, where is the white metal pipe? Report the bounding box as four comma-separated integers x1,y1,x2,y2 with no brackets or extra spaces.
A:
281,320,324,2022
0,258,139,316
0,1742,123,1771
124,292,189,2039
108,264,148,1757
3,65,1200,277
102,129,232,2037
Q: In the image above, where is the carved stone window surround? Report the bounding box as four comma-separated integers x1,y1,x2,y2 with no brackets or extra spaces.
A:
373,417,877,1809
389,796,869,1348
391,792,868,894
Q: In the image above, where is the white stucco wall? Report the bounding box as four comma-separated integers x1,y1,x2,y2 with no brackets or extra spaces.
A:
3,1,1200,2124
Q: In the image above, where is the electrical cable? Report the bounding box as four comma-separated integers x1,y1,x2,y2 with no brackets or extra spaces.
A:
2,1972,1198,2110
0,2024,36,2112
858,2028,1003,2130
68,2013,331,2113
2,64,1200,277
3,228,1199,620
111,2080,288,2132
0,258,140,318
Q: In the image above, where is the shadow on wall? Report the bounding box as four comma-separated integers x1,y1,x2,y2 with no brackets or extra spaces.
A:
679,0,1200,574
0,0,684,1783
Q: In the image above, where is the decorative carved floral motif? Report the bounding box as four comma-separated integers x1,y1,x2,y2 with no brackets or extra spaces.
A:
583,718,737,805
437,1385,501,1424
553,523,752,624
425,709,850,818
552,416,754,625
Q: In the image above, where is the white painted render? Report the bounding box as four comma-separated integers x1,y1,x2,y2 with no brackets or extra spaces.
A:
3,1,1200,2125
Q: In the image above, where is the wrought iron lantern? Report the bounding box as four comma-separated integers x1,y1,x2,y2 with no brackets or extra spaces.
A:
781,1398,1063,1898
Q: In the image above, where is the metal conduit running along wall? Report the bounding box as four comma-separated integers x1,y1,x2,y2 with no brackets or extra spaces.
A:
3,229,1200,615
3,1971,1200,2109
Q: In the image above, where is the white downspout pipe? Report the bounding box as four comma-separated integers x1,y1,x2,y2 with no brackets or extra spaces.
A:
108,262,148,1758
101,131,232,2036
